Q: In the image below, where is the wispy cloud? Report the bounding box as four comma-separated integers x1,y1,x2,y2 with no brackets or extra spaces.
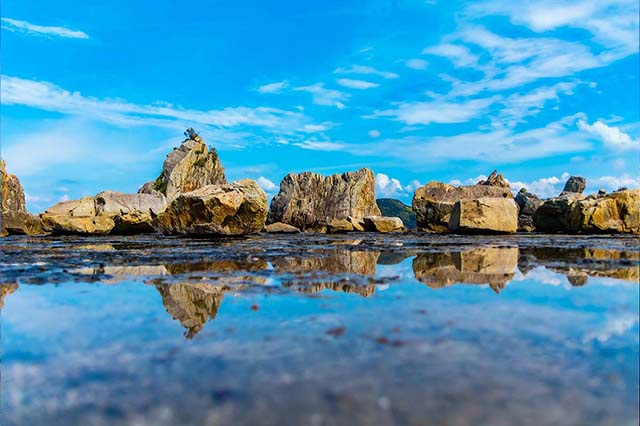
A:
256,176,277,191
405,58,428,70
336,78,379,89
257,80,289,94
1,18,89,39
334,64,399,79
292,140,346,151
293,83,349,109
577,118,639,150
422,43,479,68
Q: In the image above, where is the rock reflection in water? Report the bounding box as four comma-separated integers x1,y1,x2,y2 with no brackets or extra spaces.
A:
73,265,170,283
412,247,519,293
0,283,19,308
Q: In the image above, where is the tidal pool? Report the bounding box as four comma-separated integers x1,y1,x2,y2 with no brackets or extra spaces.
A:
1,234,638,426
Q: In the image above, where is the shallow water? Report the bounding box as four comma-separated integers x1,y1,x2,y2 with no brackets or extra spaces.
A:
1,233,638,426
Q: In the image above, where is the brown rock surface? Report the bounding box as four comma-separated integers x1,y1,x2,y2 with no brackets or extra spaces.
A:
363,216,404,233
265,222,301,234
1,161,44,236
449,198,518,234
567,189,639,234
477,170,511,190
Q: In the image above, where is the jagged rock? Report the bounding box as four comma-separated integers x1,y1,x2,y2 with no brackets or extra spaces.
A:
567,189,639,234
363,216,404,233
139,131,226,202
514,188,544,232
1,161,44,236
412,247,519,293
561,176,586,194
265,222,300,234
347,216,366,232
477,170,511,190
412,182,512,232
448,198,518,234
267,168,380,230
153,179,267,235
533,192,585,233
327,218,354,233
41,192,167,235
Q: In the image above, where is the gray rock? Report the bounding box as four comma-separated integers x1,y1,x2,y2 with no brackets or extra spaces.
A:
514,188,544,232
561,176,586,194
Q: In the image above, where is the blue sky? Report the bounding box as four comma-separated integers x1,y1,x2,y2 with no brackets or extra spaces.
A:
1,0,638,212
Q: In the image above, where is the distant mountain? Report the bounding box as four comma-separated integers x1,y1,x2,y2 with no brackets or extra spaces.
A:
376,198,416,229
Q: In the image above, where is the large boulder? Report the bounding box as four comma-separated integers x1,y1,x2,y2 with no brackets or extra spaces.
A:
562,176,586,194
267,168,380,231
533,192,585,233
41,192,167,235
1,160,44,236
477,170,511,190
568,189,639,234
153,179,267,235
412,181,511,232
139,130,226,202
448,198,518,234
362,216,404,233
514,188,544,232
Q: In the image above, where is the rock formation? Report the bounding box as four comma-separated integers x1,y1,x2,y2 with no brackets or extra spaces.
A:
41,191,167,235
139,130,226,202
362,216,404,233
412,181,512,232
533,192,584,232
561,176,586,194
412,247,519,293
567,189,639,234
1,161,44,236
153,179,268,235
477,170,511,190
514,188,544,232
265,222,301,233
448,198,518,234
267,168,380,231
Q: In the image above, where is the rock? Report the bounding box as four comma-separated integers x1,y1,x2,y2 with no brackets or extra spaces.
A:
376,198,417,229
449,198,518,234
267,168,380,231
598,188,606,195
265,222,300,234
561,176,586,194
363,216,404,233
514,188,544,232
477,170,511,190
153,179,267,235
533,192,585,233
567,189,639,234
139,130,226,202
412,182,512,232
1,160,44,236
327,218,354,233
41,192,167,235
0,283,19,308
347,216,366,232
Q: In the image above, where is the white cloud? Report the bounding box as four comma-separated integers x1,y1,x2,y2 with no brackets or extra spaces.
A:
370,95,500,125
336,78,379,89
368,130,381,138
584,314,638,343
1,75,316,134
1,17,89,39
293,83,349,109
292,140,346,151
257,176,277,191
257,80,288,94
577,119,639,150
405,58,428,70
333,65,399,79
422,43,479,68
592,175,640,191
509,173,570,198
376,173,404,197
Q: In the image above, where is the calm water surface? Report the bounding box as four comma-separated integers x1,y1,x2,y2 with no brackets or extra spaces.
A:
1,234,638,426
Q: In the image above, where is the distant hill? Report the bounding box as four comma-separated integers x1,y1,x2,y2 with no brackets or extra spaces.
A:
376,198,416,229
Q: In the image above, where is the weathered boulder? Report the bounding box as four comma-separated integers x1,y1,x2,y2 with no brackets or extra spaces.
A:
514,188,544,232
153,179,267,235
363,216,404,233
562,176,586,194
347,216,366,232
567,189,639,234
41,192,167,235
449,198,518,234
327,218,354,233
265,222,300,234
376,198,417,229
412,182,512,232
139,130,226,202
533,192,585,233
267,168,380,230
477,170,511,190
1,160,44,236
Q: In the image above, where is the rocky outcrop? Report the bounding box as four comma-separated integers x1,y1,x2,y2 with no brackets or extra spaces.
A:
514,188,544,232
413,247,519,293
267,168,380,231
562,176,586,194
533,192,584,233
265,222,300,233
362,216,404,233
153,180,267,235
567,189,639,234
139,130,226,202
41,192,167,235
412,181,512,232
449,198,518,234
477,170,511,190
327,218,354,234
1,161,44,236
